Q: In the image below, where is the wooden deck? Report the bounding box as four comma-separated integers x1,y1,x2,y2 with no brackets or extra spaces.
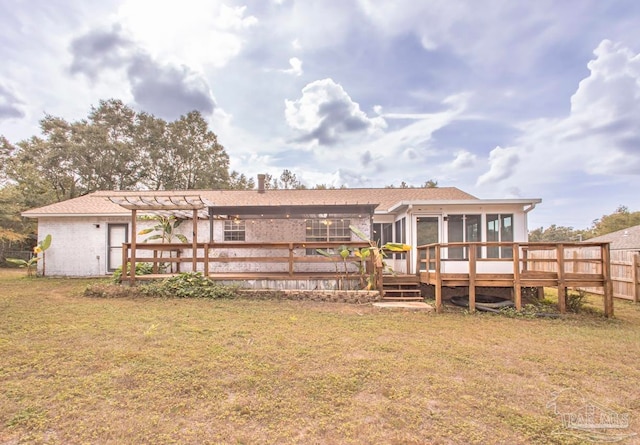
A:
417,241,614,316
120,240,614,317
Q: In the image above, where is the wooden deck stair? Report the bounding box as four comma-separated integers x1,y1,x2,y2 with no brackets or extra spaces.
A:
382,275,423,301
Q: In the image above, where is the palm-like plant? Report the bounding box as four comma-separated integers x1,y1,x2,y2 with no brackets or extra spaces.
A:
6,234,52,277
138,215,188,273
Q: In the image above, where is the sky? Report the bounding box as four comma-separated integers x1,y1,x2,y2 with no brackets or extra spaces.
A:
1,0,640,230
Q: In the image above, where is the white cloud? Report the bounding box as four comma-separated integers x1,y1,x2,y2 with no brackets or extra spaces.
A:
282,57,303,76
451,150,477,169
473,39,640,196
477,146,519,185
117,0,257,70
284,78,386,145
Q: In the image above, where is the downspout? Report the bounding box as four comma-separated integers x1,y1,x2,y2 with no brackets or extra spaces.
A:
406,205,413,274
523,202,537,241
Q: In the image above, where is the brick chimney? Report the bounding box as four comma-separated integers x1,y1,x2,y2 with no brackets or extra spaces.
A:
257,174,266,193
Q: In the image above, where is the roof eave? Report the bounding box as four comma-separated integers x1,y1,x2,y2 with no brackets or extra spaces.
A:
22,212,129,219
385,198,542,214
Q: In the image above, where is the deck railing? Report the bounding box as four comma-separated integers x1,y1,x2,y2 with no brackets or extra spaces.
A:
120,240,381,290
416,241,613,316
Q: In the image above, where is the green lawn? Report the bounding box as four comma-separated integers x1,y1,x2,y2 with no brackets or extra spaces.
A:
1,269,639,444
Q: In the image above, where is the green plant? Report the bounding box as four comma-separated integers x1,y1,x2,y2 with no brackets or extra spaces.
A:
112,262,154,283
140,272,238,299
567,289,587,313
5,234,52,277
315,245,354,289
138,215,188,273
349,225,411,290
138,215,188,243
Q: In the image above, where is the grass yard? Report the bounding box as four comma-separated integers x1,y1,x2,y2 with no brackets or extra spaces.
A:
1,269,639,444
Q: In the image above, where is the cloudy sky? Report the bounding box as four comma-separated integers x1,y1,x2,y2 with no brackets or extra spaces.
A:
2,0,640,230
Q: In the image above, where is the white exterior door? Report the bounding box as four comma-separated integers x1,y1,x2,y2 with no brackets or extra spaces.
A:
108,224,128,272
415,215,440,272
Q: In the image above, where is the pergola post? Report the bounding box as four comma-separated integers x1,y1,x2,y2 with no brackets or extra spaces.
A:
130,209,137,285
192,208,198,273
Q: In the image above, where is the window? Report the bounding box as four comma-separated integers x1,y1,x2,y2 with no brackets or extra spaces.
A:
373,223,393,246
447,214,481,259
224,220,246,241
306,219,351,253
486,214,513,258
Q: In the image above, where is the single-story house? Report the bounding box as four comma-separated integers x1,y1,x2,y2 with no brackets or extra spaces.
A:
22,177,541,278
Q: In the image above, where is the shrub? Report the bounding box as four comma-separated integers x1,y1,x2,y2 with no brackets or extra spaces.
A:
112,262,154,283
140,272,238,299
566,289,587,313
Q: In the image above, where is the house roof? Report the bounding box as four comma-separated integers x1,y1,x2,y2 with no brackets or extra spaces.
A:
586,224,640,250
22,187,539,218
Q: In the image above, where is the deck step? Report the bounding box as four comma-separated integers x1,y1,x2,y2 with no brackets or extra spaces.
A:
383,289,421,294
382,274,423,301
380,296,424,301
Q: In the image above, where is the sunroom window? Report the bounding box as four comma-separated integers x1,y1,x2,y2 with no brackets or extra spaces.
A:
486,214,513,258
447,215,481,259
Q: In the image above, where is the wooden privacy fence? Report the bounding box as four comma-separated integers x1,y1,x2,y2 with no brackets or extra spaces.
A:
527,248,640,302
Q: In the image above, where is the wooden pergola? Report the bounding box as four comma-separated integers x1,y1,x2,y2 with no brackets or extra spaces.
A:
108,195,211,283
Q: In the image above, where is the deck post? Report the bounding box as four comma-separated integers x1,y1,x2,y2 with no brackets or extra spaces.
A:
468,245,476,313
513,243,522,311
602,243,614,317
557,244,566,313
633,254,640,303
192,209,198,273
130,209,137,285
204,243,209,277
435,245,442,313
288,243,294,277
121,243,127,284
152,250,158,274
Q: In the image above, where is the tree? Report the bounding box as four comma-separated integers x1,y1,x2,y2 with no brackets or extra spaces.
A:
76,99,144,191
162,111,230,189
589,205,640,238
228,171,255,190
264,169,306,189
528,225,585,242
385,179,438,188
135,112,170,190
1,98,239,249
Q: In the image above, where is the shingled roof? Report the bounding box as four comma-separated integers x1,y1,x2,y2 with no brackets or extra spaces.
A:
23,187,480,217
587,225,640,250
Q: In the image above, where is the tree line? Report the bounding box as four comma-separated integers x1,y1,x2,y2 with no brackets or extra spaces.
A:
529,206,640,242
